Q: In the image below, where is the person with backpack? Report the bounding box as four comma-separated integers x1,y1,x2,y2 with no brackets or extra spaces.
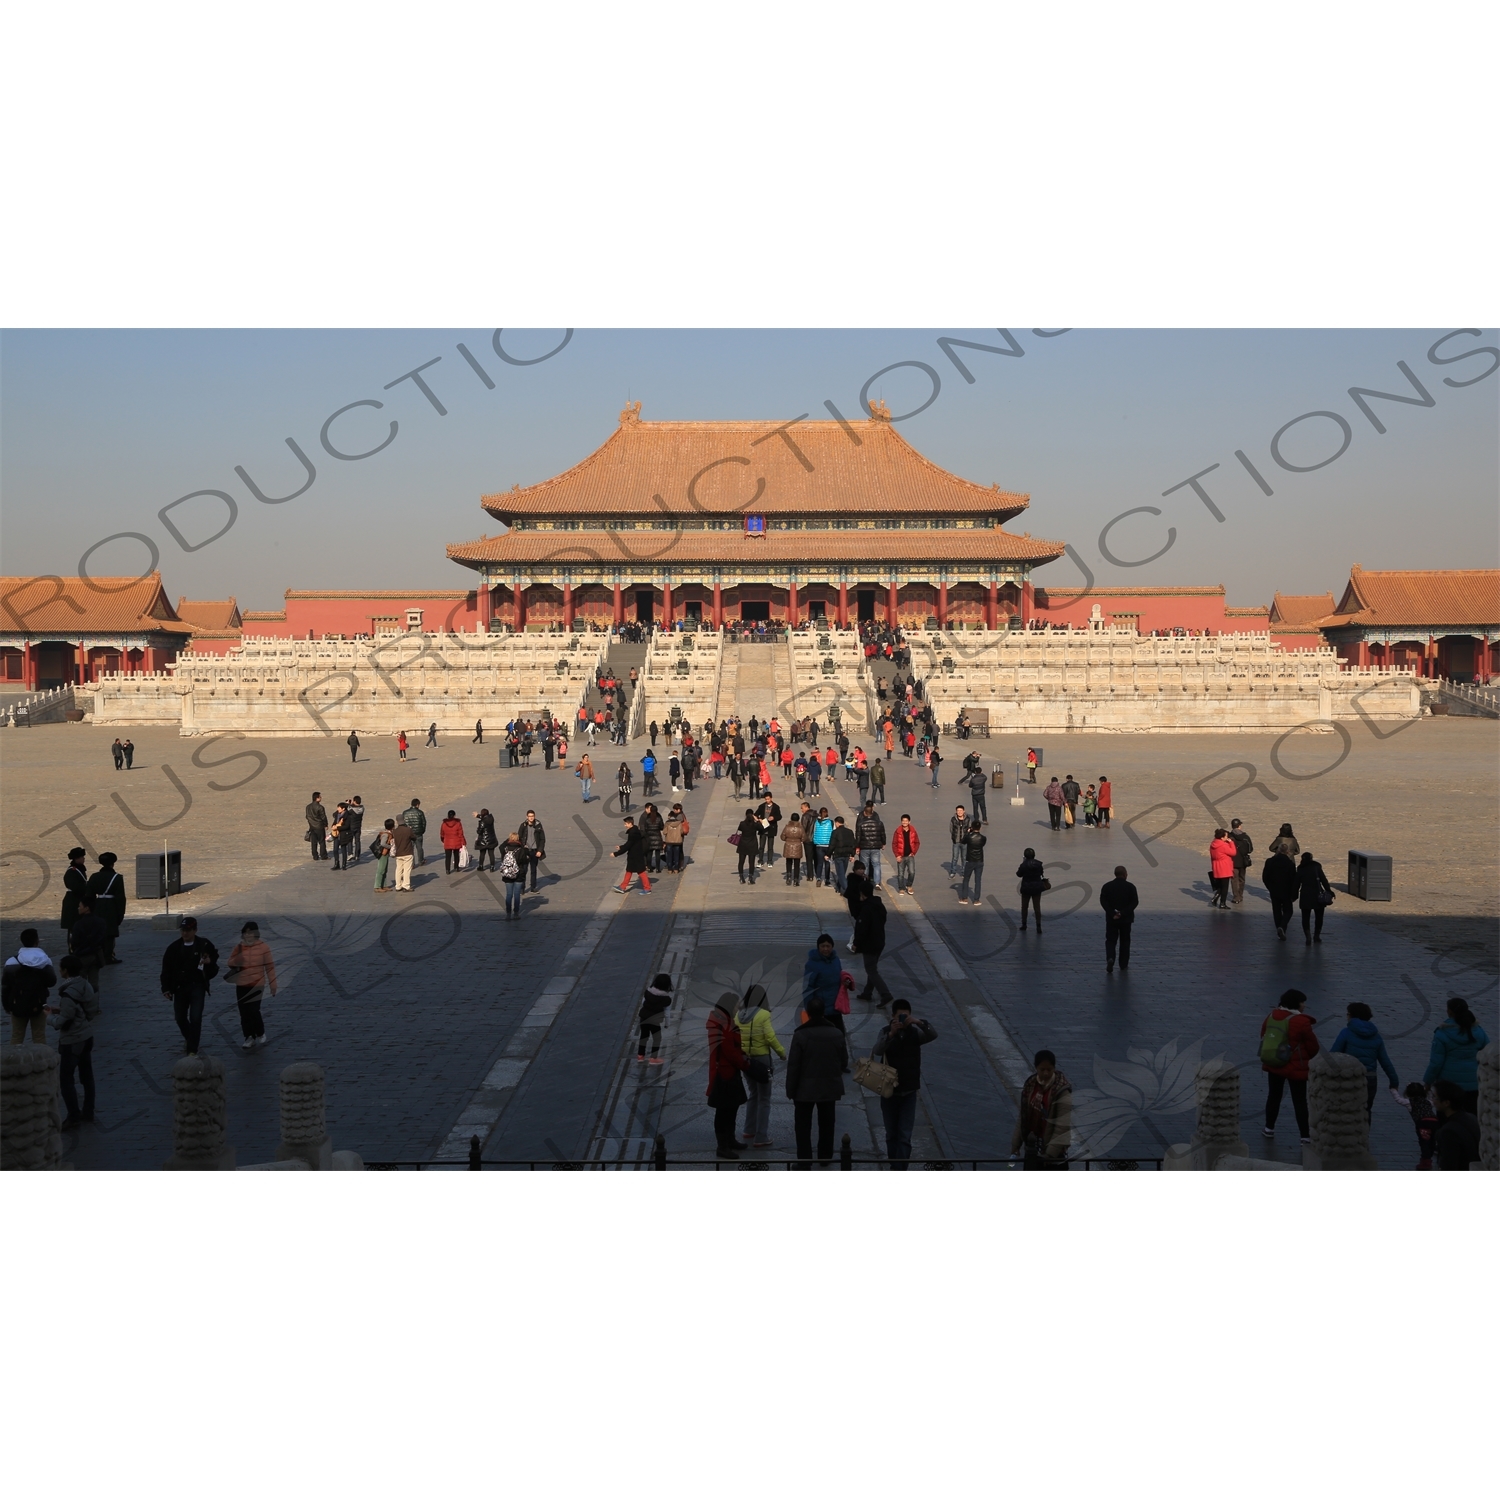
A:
737,984,786,1148
1296,850,1334,944
1228,818,1253,905
1330,1001,1400,1116
46,955,101,1127
1260,988,1320,1145
1423,997,1489,1113
495,834,525,917
636,973,672,1064
3,929,56,1044
870,1000,938,1168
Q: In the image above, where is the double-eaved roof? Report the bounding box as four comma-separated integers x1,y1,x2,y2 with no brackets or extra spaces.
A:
451,405,1062,569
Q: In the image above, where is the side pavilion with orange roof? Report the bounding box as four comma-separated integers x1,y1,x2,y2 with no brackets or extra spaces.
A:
0,573,195,689
1310,565,1499,682
446,401,1066,632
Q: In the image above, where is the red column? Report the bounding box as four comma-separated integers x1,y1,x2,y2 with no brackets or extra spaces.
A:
613,584,623,627
514,586,526,633
987,583,998,630
77,641,89,684
1021,578,1033,628
887,581,899,625
563,583,574,632
937,581,948,630
22,641,35,689
1357,639,1369,669
712,582,722,630
478,577,494,629
788,579,798,629
1427,635,1435,678
661,581,672,630
837,583,848,630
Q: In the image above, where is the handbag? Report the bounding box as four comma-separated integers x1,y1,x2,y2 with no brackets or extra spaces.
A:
457,845,469,869
836,973,854,1015
727,831,741,845
853,1054,898,1098
303,827,313,842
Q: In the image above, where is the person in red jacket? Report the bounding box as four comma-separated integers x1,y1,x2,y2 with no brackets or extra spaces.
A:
1209,829,1237,908
892,814,921,896
706,993,751,1160
1096,776,1112,827
1261,988,1320,1144
439,810,467,874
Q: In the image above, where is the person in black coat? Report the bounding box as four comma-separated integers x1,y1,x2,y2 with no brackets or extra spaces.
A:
853,890,893,1006
517,811,546,891
736,809,761,884
305,792,329,860
784,996,848,1165
1016,848,1046,932
871,1000,938,1168
1098,865,1138,973
85,853,126,963
60,847,89,933
159,917,219,1056
1261,850,1297,940
611,818,652,894
1296,851,1333,945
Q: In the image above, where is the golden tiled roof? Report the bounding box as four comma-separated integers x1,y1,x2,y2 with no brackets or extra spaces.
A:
1312,567,1500,629
0,573,190,636
479,413,1030,520
1269,592,1335,626
449,527,1063,569
176,597,242,630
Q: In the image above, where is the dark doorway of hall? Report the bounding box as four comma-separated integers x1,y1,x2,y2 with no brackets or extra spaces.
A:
740,600,770,622
635,591,654,625
857,590,876,622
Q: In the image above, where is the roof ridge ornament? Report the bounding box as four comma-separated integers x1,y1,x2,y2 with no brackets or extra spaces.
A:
867,398,892,422
620,400,642,425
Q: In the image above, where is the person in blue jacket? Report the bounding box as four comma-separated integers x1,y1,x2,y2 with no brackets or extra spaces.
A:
802,933,845,1034
1423,997,1489,1113
1330,1001,1400,1117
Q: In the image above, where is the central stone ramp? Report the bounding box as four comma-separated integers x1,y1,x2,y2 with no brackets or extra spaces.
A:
729,641,778,725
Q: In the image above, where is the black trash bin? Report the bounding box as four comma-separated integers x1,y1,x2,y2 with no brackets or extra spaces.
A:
136,850,182,899
1347,850,1392,902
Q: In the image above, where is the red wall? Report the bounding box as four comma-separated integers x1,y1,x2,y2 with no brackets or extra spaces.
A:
241,592,483,639
1032,588,1268,636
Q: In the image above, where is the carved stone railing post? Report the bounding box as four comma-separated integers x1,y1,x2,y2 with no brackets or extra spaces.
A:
1305,1052,1377,1170
1192,1061,1247,1167
1,1044,63,1170
1477,1043,1498,1172
165,1055,236,1170
277,1061,333,1169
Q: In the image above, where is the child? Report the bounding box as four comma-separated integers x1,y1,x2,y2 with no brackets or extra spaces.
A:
1082,784,1099,827
637,973,672,1063
1398,1082,1438,1169
225,922,278,1050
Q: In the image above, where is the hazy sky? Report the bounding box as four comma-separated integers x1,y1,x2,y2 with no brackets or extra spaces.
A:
1,328,1495,612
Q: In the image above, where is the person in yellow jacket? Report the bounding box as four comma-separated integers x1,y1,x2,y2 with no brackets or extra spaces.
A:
737,984,786,1148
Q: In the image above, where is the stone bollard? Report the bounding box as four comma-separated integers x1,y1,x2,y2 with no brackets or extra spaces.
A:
1164,1061,1247,1169
1,1044,63,1170
277,1061,333,1170
165,1054,236,1170
1304,1051,1378,1170
1477,1042,1498,1172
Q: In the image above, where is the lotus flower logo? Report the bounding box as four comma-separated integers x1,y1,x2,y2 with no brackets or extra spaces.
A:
705,956,795,1012
1067,1038,1223,1159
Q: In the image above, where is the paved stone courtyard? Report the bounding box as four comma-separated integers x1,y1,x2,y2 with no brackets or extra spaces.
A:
2,717,1495,1168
